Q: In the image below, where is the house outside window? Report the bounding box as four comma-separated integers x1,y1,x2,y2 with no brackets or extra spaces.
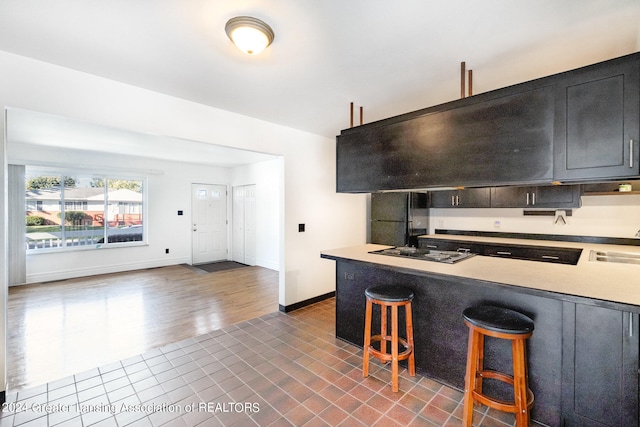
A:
25,169,146,251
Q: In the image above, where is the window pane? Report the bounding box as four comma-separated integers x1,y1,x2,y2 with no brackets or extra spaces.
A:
25,173,63,250
63,175,105,248
106,179,144,243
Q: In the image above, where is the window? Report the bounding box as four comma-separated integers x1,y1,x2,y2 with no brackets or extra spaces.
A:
64,201,88,210
26,200,43,211
25,168,145,252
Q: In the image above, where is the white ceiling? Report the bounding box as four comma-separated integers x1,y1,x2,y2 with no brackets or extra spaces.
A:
1,0,639,143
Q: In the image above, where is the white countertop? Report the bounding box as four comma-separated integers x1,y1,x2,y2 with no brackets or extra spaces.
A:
321,235,640,307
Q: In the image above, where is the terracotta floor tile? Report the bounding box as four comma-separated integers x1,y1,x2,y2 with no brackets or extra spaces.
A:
284,404,315,426
318,404,350,426
420,402,454,426
350,403,384,426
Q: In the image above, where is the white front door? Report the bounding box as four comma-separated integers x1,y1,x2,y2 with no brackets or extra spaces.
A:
192,183,227,264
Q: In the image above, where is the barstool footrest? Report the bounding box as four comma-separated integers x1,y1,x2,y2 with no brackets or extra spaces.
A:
470,368,535,416
478,369,514,385
474,369,535,412
368,335,412,362
472,390,535,414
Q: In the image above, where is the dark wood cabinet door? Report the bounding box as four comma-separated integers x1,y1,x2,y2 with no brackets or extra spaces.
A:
430,190,457,207
491,185,581,208
562,302,639,427
430,188,491,208
457,188,491,207
532,185,581,207
336,123,405,192
554,55,640,181
491,186,530,207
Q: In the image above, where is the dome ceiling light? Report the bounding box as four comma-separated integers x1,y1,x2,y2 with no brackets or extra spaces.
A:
225,16,275,55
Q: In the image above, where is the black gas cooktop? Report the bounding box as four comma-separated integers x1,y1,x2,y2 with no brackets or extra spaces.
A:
369,247,476,264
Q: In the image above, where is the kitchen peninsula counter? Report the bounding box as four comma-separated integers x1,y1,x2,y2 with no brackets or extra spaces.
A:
321,236,640,426
321,236,640,309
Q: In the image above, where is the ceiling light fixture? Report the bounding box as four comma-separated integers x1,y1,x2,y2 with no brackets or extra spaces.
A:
225,16,274,55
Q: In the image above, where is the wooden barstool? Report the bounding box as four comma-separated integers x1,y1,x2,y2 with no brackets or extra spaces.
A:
462,305,535,427
362,285,415,392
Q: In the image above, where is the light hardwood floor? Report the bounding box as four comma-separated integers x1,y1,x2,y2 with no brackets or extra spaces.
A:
7,264,279,392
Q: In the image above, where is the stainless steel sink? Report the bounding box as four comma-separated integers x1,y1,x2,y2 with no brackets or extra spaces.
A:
589,250,640,265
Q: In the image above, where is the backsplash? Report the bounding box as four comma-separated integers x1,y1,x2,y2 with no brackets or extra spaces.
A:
430,194,640,240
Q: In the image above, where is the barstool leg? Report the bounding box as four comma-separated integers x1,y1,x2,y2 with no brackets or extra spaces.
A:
405,301,416,376
381,304,387,357
476,330,485,396
362,298,372,378
513,339,530,427
463,329,480,427
391,305,399,392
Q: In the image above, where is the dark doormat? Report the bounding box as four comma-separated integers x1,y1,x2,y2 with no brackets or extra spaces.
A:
189,261,249,273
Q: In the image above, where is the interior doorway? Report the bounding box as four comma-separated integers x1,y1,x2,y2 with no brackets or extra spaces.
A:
232,184,257,265
191,183,228,264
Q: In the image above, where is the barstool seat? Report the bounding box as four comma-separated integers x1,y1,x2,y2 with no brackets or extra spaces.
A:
363,285,415,392
463,306,535,335
462,305,535,427
365,285,414,302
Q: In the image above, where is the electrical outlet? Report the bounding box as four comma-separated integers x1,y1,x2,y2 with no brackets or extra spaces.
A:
345,272,355,280
165,248,169,254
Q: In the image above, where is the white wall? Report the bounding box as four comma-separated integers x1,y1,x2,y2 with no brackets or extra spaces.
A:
431,194,640,238
0,51,367,394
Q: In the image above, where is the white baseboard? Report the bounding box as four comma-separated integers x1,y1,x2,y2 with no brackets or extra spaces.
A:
255,257,279,271
22,257,191,285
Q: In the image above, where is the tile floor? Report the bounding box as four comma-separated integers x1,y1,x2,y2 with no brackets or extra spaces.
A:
1,298,519,426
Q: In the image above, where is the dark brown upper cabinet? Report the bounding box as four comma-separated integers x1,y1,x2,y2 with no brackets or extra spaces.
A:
336,52,640,193
337,85,555,193
554,54,640,182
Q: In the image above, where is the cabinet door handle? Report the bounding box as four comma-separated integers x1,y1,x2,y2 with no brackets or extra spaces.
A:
631,312,634,338
451,195,455,206
456,195,460,206
631,139,634,168
426,244,438,249
496,251,512,256
526,192,536,205
542,255,560,260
